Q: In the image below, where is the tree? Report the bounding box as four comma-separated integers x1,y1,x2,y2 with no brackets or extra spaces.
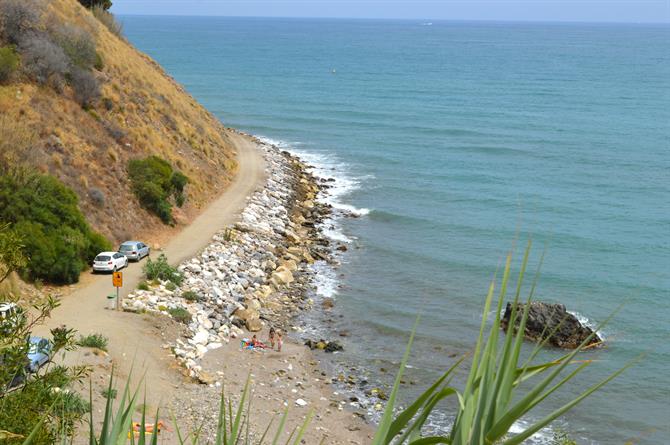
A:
77,0,113,11
0,224,27,286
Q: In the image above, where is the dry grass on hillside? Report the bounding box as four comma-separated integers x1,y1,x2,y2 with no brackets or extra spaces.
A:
0,0,238,244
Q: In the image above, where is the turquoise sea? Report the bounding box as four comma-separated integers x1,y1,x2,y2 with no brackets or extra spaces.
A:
122,17,669,444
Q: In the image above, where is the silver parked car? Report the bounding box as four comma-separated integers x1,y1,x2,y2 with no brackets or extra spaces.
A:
119,241,150,262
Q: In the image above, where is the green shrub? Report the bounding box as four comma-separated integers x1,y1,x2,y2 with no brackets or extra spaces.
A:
76,333,108,351
0,366,89,444
128,156,189,224
181,290,201,302
167,307,191,324
143,253,182,285
0,45,19,83
137,281,149,291
165,281,177,291
0,172,111,284
101,387,117,400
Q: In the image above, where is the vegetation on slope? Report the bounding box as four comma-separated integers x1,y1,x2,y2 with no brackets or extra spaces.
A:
0,170,111,284
128,156,189,224
0,0,237,246
0,227,89,444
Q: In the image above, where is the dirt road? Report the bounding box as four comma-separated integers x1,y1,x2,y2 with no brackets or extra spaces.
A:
35,132,265,411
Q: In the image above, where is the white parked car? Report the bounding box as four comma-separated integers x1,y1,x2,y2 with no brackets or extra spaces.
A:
92,251,128,273
118,241,150,262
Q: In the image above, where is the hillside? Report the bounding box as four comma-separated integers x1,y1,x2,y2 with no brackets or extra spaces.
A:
0,0,238,244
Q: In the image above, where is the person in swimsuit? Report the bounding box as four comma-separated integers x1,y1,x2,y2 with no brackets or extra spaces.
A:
269,326,276,349
276,331,283,352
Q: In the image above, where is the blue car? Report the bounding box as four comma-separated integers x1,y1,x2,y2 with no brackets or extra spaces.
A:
27,336,52,373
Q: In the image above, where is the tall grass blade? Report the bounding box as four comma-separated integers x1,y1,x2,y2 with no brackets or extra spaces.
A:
271,409,289,445
290,410,313,445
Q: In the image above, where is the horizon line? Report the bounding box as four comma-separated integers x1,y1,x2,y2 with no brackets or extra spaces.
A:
113,13,670,25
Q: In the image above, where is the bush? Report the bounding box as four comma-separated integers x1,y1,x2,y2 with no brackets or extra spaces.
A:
0,0,43,45
0,366,89,444
88,187,105,207
70,67,100,108
143,253,182,285
0,172,112,284
128,156,189,224
19,34,69,86
0,45,19,83
167,307,191,324
91,6,123,37
137,281,149,291
181,290,201,302
52,24,98,70
165,281,177,292
76,333,108,351
79,0,113,10
102,387,117,399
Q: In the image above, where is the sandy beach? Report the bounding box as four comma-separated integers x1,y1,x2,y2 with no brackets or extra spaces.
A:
38,132,374,443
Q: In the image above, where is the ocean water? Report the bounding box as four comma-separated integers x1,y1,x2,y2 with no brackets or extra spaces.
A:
121,17,670,444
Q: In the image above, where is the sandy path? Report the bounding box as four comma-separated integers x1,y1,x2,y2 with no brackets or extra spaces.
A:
35,132,266,407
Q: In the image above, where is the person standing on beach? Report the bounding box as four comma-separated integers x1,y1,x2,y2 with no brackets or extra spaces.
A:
276,331,283,352
269,326,276,349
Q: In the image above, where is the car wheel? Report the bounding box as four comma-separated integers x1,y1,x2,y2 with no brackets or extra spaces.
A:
125,259,129,268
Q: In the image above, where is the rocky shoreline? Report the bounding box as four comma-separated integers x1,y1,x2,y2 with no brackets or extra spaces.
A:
122,137,340,380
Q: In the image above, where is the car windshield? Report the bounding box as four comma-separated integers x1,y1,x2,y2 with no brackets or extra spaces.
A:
95,255,110,261
29,340,49,355
119,244,135,251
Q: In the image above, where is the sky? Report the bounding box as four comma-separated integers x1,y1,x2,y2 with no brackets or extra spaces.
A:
110,0,670,23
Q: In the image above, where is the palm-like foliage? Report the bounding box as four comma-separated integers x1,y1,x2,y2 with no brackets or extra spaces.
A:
373,241,636,445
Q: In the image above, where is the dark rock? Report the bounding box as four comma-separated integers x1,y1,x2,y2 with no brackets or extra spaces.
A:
304,338,344,353
501,302,601,349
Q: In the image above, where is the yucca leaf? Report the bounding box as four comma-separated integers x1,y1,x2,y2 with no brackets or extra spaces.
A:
270,409,289,445
256,415,275,445
487,304,621,439
385,356,464,442
408,436,451,444
230,375,251,443
371,316,420,445
501,357,639,445
395,387,457,444
215,387,226,445
170,411,186,445
290,410,313,445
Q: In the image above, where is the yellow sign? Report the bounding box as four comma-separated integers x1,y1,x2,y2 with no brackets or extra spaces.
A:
112,271,123,288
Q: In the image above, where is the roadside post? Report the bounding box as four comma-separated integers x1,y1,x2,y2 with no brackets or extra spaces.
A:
112,271,123,311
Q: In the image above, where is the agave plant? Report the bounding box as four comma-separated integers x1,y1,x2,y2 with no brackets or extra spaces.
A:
373,240,637,445
16,367,312,445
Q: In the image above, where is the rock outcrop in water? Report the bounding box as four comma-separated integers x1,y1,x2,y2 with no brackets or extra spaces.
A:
501,302,601,349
